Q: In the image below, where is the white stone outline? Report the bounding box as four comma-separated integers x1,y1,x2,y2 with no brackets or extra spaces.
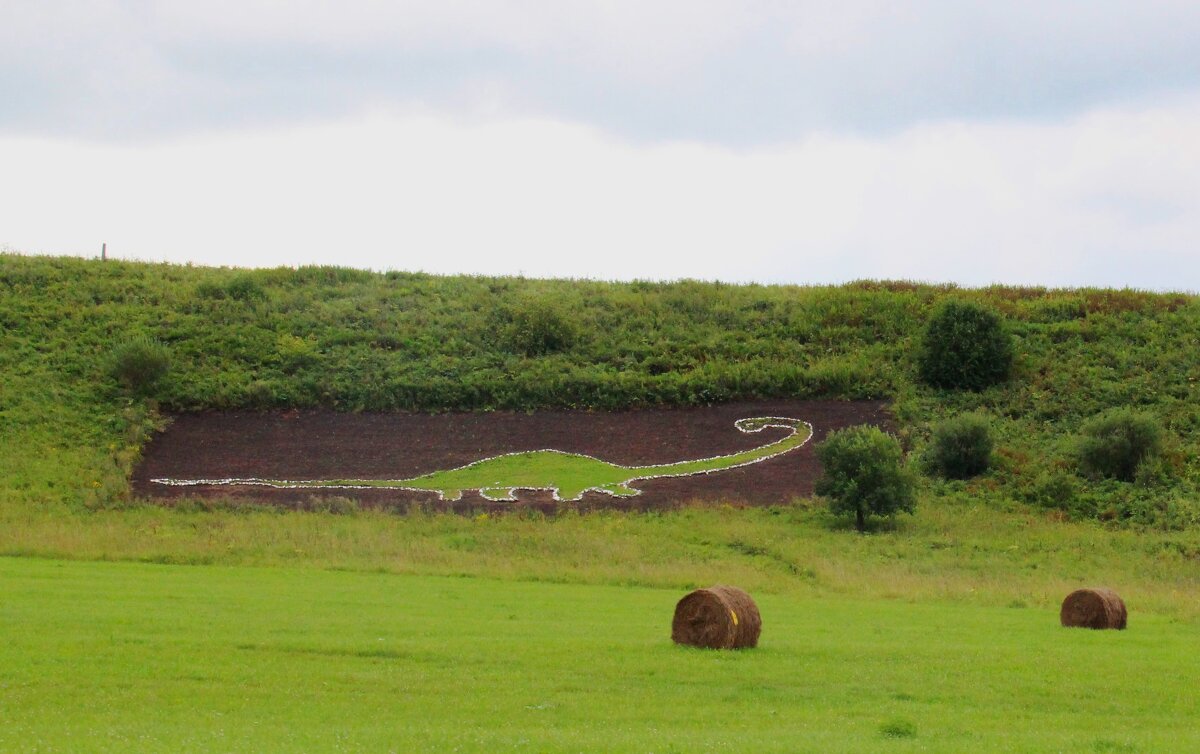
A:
152,416,814,502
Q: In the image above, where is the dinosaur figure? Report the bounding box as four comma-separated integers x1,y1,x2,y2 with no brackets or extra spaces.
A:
153,416,812,502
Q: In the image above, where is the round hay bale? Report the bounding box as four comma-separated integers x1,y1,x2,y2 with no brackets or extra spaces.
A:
671,585,761,649
1060,588,1127,630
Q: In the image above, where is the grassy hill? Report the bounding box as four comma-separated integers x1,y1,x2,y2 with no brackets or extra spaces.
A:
2,252,1197,524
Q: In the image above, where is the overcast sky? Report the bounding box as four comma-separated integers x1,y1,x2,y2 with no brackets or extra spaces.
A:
2,1,1198,289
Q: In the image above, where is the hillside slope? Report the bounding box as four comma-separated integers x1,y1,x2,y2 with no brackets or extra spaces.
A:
1,253,1198,525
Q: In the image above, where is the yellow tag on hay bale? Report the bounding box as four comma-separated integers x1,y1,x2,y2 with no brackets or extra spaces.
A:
730,609,739,626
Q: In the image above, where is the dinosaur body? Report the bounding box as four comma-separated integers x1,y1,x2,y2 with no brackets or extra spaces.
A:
153,416,812,501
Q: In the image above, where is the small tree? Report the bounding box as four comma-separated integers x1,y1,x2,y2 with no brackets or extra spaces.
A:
815,425,917,531
927,412,993,480
1076,409,1164,482
918,300,1013,390
109,336,170,395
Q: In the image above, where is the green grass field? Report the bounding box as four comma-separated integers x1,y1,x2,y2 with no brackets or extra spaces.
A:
4,500,1200,751
3,556,1195,753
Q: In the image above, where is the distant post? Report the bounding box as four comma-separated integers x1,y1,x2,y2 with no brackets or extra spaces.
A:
101,242,107,261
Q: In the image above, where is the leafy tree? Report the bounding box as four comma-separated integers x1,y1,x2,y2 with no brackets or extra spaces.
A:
815,425,917,531
927,413,993,479
918,300,1013,390
1077,409,1164,482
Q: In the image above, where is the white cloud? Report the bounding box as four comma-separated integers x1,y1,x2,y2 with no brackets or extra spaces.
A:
5,1,1200,142
2,100,1198,290
150,0,758,74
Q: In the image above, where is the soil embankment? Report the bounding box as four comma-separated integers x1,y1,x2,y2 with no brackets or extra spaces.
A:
133,400,890,512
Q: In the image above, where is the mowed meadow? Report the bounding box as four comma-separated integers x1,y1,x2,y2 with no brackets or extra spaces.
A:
4,557,1198,753
3,253,1200,751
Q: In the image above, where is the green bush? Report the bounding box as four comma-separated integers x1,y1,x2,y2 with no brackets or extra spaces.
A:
502,298,577,356
224,275,266,302
815,425,917,531
879,719,917,739
275,333,319,373
196,275,266,302
918,300,1013,390
1022,469,1079,511
927,413,993,479
1076,409,1164,482
109,337,171,394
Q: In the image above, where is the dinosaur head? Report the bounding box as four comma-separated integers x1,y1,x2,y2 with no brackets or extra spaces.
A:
734,417,808,434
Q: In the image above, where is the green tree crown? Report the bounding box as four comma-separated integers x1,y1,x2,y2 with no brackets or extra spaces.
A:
1077,409,1164,483
815,425,917,531
918,300,1013,390
927,412,993,480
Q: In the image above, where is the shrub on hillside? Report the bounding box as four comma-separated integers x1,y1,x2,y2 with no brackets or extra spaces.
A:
1023,468,1080,512
927,413,993,479
815,425,917,531
109,337,170,394
918,300,1013,390
225,275,266,301
196,275,266,302
1076,409,1164,483
501,297,577,356
275,333,319,373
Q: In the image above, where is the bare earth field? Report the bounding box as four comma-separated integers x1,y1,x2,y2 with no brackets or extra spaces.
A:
133,400,890,511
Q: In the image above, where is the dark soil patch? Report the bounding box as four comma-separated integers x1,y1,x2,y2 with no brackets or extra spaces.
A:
133,400,891,513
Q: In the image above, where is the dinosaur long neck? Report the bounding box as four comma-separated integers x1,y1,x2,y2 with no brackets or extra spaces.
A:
631,418,812,478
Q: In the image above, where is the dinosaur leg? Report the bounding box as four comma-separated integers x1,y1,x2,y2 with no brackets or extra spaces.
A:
480,487,517,501
598,483,640,497
439,489,464,502
554,486,588,502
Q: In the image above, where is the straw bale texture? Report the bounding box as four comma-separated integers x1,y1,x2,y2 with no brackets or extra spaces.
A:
671,585,761,649
1060,588,1127,630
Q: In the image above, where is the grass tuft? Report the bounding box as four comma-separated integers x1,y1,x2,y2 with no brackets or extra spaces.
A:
879,719,918,739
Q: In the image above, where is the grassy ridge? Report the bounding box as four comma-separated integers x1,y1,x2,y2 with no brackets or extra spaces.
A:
4,556,1197,753
2,252,1199,524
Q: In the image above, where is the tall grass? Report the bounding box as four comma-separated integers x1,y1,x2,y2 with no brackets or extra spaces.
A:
3,499,1198,620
